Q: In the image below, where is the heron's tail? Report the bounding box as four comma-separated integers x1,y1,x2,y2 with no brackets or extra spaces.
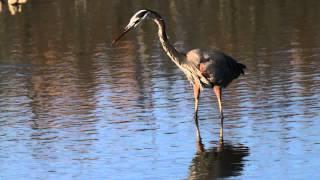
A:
238,63,246,75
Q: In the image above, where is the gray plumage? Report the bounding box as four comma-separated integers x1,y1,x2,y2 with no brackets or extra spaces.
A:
186,49,246,88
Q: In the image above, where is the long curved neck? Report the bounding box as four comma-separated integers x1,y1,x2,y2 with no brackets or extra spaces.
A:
151,13,183,64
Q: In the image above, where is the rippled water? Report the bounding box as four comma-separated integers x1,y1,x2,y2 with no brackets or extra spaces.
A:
1,0,320,179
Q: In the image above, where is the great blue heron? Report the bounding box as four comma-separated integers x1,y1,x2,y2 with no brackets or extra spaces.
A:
112,9,246,141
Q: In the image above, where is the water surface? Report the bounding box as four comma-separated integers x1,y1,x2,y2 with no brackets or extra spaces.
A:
1,0,320,179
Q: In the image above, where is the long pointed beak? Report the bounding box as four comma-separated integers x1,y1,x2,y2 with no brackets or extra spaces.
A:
112,25,134,46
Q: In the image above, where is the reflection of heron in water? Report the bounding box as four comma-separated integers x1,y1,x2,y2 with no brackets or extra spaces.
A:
188,140,249,179
112,10,246,141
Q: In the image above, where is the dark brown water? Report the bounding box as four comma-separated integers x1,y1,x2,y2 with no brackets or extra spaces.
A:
1,0,320,179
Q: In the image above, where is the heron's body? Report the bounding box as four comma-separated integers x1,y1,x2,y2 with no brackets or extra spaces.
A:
112,9,246,141
185,49,245,88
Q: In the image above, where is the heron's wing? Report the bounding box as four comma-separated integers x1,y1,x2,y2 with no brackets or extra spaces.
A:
199,51,246,87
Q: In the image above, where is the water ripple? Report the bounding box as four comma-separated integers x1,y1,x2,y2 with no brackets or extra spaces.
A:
1,0,320,179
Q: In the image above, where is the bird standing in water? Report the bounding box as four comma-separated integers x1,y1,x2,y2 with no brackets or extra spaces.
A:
112,9,246,141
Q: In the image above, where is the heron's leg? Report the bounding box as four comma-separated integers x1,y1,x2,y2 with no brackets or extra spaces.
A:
213,86,224,141
193,84,201,141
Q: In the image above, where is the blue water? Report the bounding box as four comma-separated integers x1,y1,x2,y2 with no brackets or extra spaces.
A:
1,0,320,179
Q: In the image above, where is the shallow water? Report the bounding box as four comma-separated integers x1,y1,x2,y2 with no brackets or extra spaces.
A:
1,0,320,179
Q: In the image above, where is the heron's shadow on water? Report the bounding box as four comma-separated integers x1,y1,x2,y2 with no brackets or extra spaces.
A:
188,139,250,180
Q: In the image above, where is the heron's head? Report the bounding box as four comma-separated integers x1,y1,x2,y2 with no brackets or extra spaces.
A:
112,10,151,45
